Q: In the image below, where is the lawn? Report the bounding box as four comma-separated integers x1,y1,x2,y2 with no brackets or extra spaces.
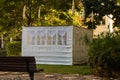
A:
37,64,91,75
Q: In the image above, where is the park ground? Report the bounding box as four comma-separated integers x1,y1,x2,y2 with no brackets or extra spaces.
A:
0,72,102,80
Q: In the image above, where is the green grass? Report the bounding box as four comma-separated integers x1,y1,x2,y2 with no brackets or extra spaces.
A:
37,64,91,75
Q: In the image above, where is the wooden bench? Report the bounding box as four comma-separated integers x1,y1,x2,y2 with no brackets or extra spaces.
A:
0,56,43,80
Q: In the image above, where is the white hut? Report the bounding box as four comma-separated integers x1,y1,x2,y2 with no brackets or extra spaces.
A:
22,26,93,65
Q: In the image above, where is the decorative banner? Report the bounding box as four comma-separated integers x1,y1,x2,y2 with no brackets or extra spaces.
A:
37,30,46,45
25,27,68,45
27,31,35,45
58,30,66,45
48,30,56,45
38,30,46,36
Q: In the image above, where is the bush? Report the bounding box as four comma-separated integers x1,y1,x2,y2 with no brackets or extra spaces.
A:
0,49,7,56
6,41,21,56
88,32,120,78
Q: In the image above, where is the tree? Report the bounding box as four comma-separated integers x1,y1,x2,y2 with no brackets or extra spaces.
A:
0,0,23,48
0,0,83,38
0,0,23,31
82,0,120,29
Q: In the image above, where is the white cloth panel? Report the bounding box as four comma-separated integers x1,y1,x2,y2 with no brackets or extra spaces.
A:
22,26,73,65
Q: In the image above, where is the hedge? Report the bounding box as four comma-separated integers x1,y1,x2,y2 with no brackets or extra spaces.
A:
6,41,21,56
88,32,120,78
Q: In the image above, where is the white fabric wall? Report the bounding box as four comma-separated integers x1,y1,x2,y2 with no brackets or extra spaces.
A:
22,26,73,65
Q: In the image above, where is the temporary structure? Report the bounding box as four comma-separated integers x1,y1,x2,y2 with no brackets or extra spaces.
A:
22,26,93,65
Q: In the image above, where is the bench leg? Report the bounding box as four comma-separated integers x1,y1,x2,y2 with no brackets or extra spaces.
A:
29,71,34,80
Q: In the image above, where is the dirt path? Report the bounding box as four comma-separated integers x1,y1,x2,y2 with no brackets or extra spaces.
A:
0,72,102,80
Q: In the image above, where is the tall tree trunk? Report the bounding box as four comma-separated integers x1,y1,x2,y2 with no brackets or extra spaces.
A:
23,0,32,26
10,37,13,42
72,0,75,14
22,4,27,26
23,4,27,19
1,35,4,48
26,0,32,26
38,6,41,21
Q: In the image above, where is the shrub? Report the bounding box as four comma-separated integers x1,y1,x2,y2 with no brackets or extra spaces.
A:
88,32,120,78
0,49,7,56
6,41,21,56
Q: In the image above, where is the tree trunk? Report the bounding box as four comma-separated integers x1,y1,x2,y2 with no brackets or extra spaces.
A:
38,6,41,22
72,0,75,14
1,35,4,48
23,4,27,19
10,37,13,42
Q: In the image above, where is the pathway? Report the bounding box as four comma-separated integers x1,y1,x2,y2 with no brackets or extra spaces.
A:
0,72,102,80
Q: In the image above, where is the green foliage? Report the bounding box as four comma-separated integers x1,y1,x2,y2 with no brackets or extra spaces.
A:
22,0,83,27
6,41,21,56
0,1,23,31
0,0,83,39
38,9,82,27
82,0,120,28
88,32,120,78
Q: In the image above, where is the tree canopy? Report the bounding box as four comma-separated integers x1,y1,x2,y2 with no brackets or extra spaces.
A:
0,0,83,40
82,0,120,29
